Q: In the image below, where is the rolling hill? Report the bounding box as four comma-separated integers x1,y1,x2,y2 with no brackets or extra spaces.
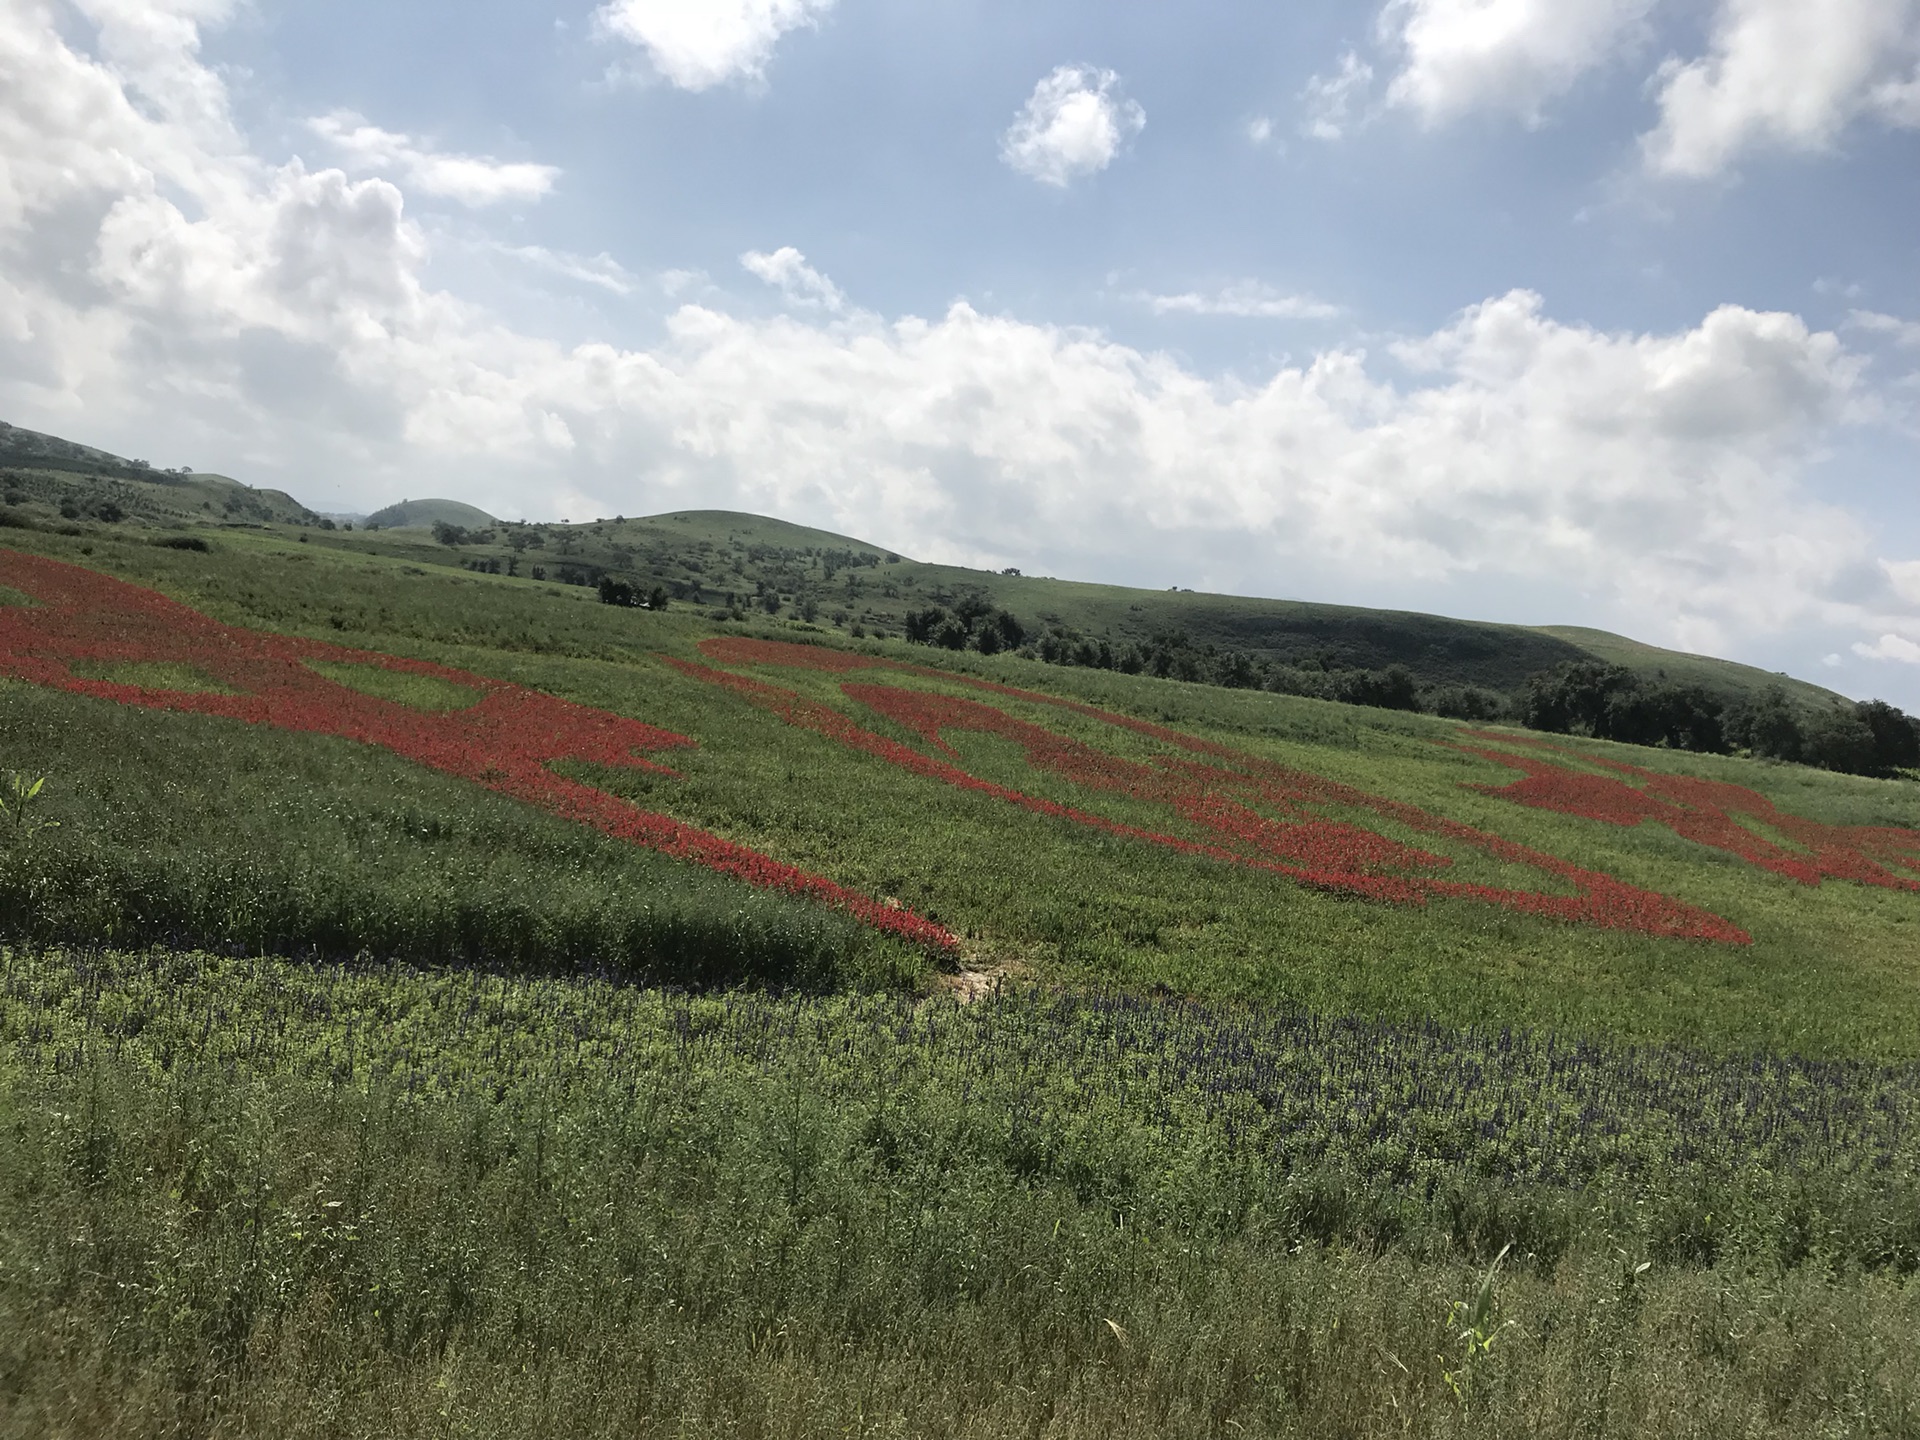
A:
0,420,321,529
417,504,1855,715
0,421,1858,719
363,497,499,530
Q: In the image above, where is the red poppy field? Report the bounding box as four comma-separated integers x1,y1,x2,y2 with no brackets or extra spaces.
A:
7,542,1920,1024
0,551,953,952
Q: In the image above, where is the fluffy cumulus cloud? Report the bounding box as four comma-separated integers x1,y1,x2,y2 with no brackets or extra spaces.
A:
1643,0,1920,177
1376,0,1657,124
5,0,1920,674
1339,0,1920,173
594,0,835,91
309,112,558,207
1001,66,1146,187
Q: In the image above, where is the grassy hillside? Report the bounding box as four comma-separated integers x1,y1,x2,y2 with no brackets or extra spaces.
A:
363,497,498,530
2,516,1915,1051
4,452,1920,1435
0,422,1858,711
1536,624,1840,710
0,422,319,529
396,505,1853,714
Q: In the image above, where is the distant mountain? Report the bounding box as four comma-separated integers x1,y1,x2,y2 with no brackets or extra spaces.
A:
364,499,497,530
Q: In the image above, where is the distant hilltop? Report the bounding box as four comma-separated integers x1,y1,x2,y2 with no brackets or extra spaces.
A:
363,498,498,530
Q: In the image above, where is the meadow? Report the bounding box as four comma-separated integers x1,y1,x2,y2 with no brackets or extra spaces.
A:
4,947,1918,1437
3,517,1920,1435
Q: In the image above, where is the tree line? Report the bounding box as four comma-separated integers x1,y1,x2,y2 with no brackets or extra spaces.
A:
1519,662,1920,778
900,601,1920,780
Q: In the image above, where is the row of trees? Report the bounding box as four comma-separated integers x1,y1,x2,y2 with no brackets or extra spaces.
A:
1519,663,1728,753
1519,662,1920,777
898,606,1920,781
902,607,1444,713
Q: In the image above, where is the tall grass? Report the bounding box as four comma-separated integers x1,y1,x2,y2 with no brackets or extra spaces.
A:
3,946,1918,1437
0,681,912,989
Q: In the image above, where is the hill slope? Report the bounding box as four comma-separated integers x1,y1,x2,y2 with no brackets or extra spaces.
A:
0,421,319,528
364,497,498,530
433,506,1850,713
3,505,1919,1434
0,420,1856,714
1,517,1917,1052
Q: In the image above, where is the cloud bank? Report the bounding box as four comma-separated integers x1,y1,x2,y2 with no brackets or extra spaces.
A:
3,0,1920,677
1326,0,1920,175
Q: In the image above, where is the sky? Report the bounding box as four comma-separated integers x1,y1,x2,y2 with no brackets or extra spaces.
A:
3,1,1920,703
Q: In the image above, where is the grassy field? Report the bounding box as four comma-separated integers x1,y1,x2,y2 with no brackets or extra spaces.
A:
2,519,1913,1051
4,946,1918,1438
2,514,1920,1434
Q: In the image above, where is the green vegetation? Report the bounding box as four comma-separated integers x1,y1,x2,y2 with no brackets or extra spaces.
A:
67,659,233,693
3,451,1920,1434
1,519,1917,1054
0,679,909,991
364,497,498,530
0,421,319,530
302,658,484,711
3,948,1916,1438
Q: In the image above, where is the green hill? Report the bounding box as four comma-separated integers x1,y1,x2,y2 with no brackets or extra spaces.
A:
428,506,1852,717
0,420,1858,720
1534,623,1840,709
0,420,320,529
364,497,498,530
3,508,1919,1433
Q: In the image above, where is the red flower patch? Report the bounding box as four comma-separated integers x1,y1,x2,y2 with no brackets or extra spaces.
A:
679,638,1752,944
1456,731,1920,893
0,552,956,953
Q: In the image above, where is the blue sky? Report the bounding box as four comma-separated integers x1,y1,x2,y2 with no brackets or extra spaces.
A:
4,0,1920,702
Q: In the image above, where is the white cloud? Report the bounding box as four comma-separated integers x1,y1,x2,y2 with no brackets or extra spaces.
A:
1001,65,1145,187
310,112,558,206
594,0,834,91
1642,0,1920,177
1855,633,1920,664
1884,559,1920,606
741,246,845,310
1378,0,1657,124
1850,310,1920,347
3,0,1919,676
1141,284,1341,321
1301,51,1375,139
